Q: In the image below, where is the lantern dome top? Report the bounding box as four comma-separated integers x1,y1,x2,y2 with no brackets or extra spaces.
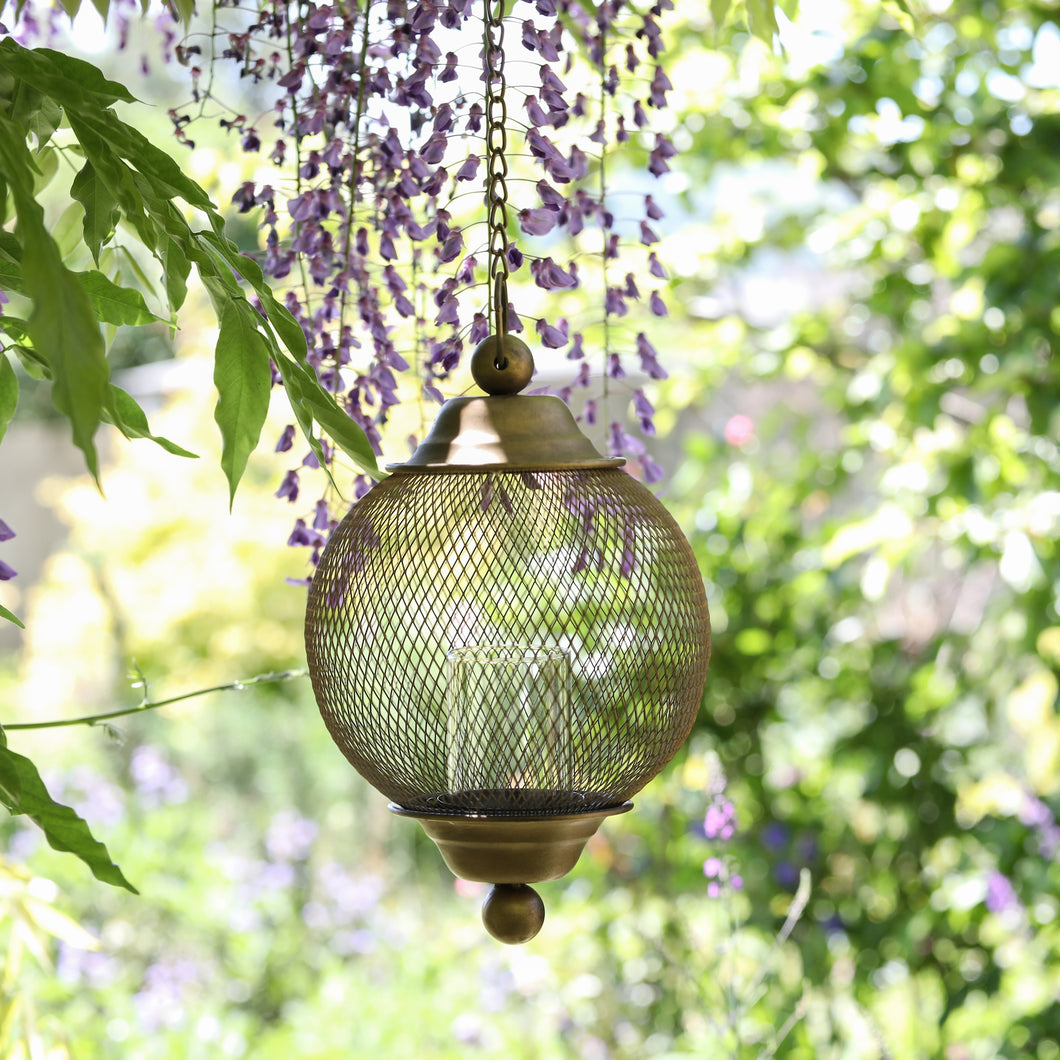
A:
390,394,625,473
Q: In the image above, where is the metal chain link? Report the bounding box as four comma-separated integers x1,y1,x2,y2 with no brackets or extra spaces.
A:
484,0,510,337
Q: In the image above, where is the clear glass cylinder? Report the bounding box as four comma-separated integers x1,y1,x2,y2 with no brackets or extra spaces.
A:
446,645,572,811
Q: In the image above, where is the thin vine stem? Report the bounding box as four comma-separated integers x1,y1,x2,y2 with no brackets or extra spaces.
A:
0,669,307,732
599,17,612,426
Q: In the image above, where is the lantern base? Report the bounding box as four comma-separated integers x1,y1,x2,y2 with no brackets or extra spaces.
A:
389,801,632,884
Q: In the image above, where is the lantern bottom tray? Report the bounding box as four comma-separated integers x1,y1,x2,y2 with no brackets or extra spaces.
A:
389,799,632,884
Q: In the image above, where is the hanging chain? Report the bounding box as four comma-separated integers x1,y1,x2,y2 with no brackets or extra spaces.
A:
483,0,510,338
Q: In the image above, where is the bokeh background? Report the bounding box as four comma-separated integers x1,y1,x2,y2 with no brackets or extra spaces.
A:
1,0,1059,1056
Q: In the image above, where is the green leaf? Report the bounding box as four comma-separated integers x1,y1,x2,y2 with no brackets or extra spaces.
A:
71,160,120,264
0,254,19,291
115,244,161,306
295,378,380,478
710,0,733,30
0,353,17,445
52,200,85,261
70,123,161,256
214,299,273,505
1,318,50,380
0,74,63,148
259,290,308,361
78,270,161,326
882,0,916,34
30,143,59,194
0,604,24,629
276,352,380,478
159,235,190,312
0,742,137,892
0,40,136,107
66,105,215,215
746,0,778,42
26,249,110,483
170,0,195,25
105,385,198,458
199,232,308,361
0,230,21,291
0,111,110,481
0,734,19,802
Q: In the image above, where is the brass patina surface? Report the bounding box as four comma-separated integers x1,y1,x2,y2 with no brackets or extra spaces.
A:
390,802,632,883
481,884,546,944
391,394,624,472
469,334,536,395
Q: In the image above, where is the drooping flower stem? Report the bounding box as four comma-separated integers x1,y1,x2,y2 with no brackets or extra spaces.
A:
598,13,612,428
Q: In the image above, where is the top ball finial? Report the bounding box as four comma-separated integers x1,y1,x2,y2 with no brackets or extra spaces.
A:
470,334,535,395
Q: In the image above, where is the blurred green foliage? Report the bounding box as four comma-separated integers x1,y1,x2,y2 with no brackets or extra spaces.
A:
656,0,1060,1053
1,0,1059,1057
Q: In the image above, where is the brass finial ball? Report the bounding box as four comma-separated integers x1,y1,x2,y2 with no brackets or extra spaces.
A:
482,884,546,944
470,334,535,395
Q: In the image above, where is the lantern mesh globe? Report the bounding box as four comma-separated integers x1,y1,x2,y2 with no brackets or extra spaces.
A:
305,392,711,821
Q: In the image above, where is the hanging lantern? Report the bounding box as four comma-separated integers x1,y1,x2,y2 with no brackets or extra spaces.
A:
305,334,710,942
304,0,710,943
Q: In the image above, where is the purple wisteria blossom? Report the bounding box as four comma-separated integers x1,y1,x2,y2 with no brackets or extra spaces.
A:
699,758,743,898
0,518,15,581
703,855,744,899
275,425,295,453
275,469,300,503
536,316,570,348
1019,790,1060,859
519,207,561,236
704,798,738,841
984,870,1022,914
111,0,690,573
0,515,14,583
130,745,189,807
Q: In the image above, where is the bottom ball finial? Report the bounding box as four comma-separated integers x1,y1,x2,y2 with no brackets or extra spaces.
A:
481,884,545,944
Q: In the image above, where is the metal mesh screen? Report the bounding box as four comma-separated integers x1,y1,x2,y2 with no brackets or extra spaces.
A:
305,467,711,817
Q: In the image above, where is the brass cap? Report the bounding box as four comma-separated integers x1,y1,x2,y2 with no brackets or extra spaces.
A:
390,396,623,472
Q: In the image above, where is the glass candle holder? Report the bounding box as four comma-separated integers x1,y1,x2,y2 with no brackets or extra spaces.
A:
446,645,572,813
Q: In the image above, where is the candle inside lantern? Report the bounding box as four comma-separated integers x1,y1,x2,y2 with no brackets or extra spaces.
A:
446,645,572,813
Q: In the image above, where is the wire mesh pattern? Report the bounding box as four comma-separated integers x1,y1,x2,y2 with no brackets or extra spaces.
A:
305,467,711,817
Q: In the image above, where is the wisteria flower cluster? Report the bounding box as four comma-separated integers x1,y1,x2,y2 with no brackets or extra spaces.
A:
0,518,15,583
166,0,680,577
1,0,681,588
699,757,744,899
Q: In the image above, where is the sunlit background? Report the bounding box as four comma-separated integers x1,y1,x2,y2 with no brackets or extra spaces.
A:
1,0,1059,1056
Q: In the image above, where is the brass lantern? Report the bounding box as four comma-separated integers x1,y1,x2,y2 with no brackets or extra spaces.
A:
305,334,711,942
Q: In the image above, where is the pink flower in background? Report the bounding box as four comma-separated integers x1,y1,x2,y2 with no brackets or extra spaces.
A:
724,414,755,447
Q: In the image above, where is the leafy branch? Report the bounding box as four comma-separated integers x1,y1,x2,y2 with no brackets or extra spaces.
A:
0,667,307,731
0,40,379,512
0,668,307,892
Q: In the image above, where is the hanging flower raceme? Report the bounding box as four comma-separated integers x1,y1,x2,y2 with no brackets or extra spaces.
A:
12,0,684,579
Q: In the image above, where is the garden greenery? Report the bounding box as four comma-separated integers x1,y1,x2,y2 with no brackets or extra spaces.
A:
2,0,1060,1054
